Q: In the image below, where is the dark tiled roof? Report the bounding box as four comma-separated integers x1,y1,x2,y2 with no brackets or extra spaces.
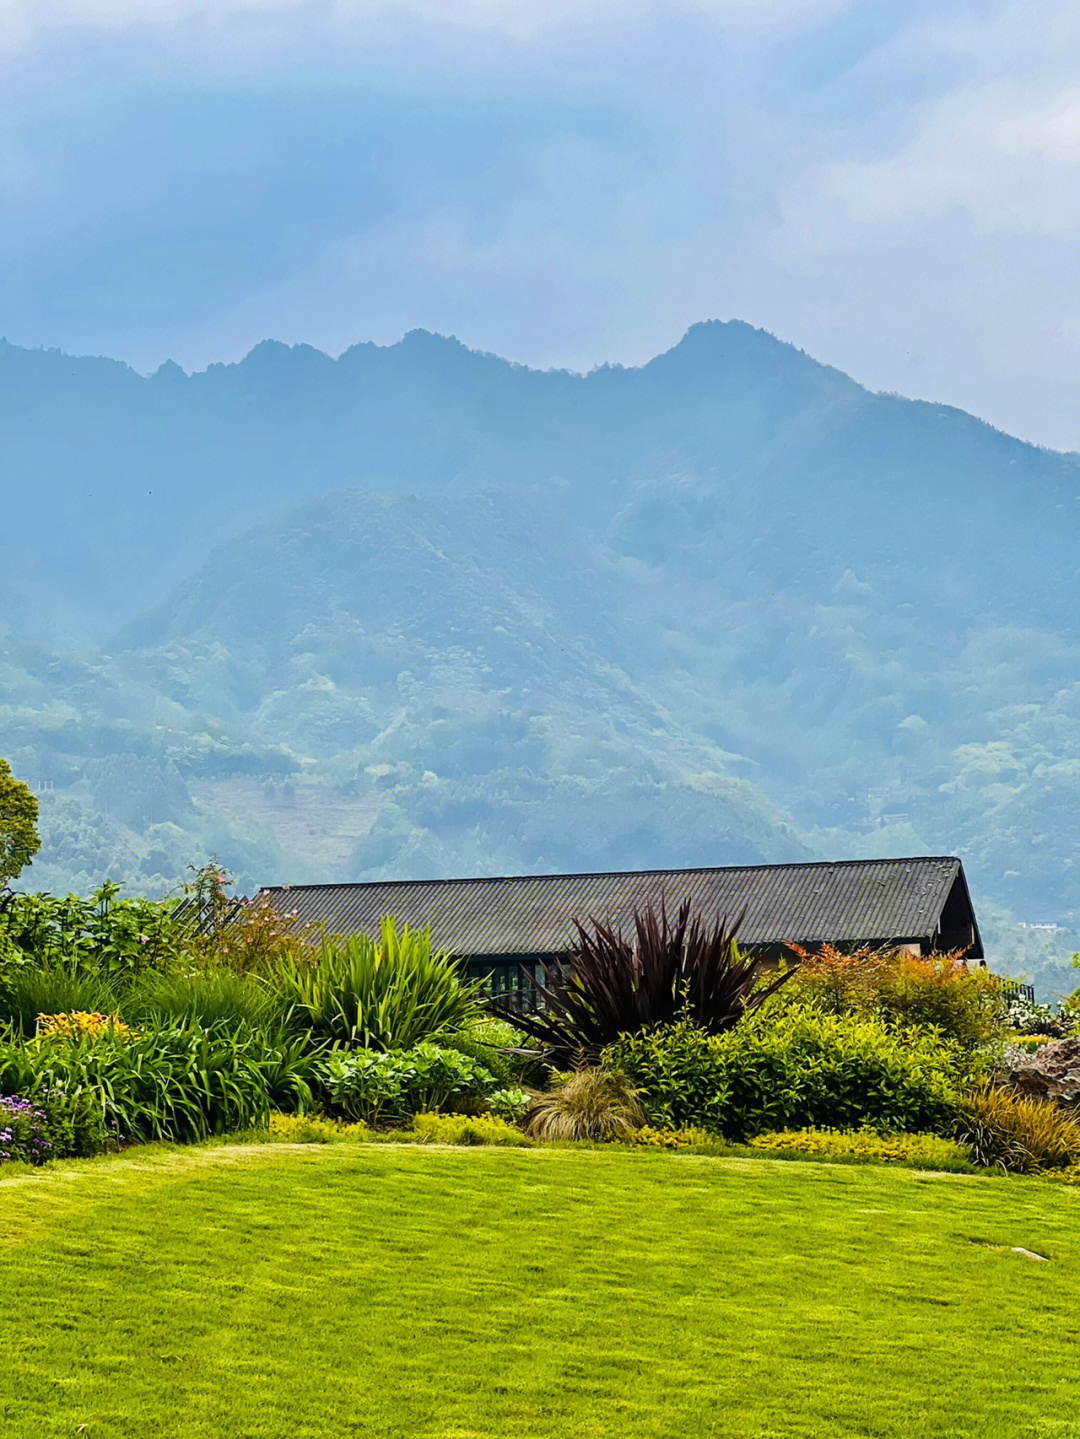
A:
260,856,981,957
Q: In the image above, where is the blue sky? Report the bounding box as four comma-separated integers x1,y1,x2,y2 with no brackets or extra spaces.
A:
3,0,1080,450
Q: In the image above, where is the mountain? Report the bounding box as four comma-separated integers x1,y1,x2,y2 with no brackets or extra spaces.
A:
2,323,1079,994
5,323,1078,634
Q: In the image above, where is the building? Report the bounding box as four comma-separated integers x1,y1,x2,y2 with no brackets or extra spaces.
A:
259,855,983,1008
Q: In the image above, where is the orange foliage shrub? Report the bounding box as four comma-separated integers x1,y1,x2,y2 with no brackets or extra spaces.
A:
782,944,1003,1050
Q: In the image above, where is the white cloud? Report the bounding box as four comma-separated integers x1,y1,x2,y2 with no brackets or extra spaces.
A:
799,84,1080,236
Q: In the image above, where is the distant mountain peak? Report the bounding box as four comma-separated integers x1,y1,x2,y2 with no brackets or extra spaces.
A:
153,358,187,381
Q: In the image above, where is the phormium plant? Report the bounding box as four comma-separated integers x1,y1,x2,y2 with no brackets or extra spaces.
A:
495,899,792,1066
277,919,484,1051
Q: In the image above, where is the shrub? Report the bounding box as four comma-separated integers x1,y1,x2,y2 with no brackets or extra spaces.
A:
37,1088,111,1157
748,1127,973,1169
320,1043,498,1125
486,1087,530,1124
607,1009,962,1140
441,1017,543,1087
502,900,790,1067
0,1020,319,1144
264,1112,369,1144
784,944,1003,1050
277,920,483,1051
0,883,179,986
180,870,318,975
526,1067,644,1142
955,1085,1080,1174
411,1112,531,1147
1001,988,1075,1039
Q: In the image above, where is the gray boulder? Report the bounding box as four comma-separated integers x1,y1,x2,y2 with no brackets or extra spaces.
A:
1008,1037,1080,1110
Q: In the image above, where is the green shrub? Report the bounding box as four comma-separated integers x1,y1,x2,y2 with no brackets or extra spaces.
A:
748,1127,973,1169
955,1085,1080,1174
411,1111,531,1147
0,883,179,986
277,920,483,1051
486,1087,530,1124
264,1112,369,1144
441,1017,543,1087
37,1087,112,1158
320,1043,498,1125
0,1020,319,1144
607,1009,961,1140
526,1067,644,1142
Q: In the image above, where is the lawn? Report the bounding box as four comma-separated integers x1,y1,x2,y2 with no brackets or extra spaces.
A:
3,1144,1080,1438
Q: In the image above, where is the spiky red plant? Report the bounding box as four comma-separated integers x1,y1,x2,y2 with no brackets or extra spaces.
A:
493,898,793,1066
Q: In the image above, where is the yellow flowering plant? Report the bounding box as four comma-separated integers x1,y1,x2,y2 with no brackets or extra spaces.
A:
36,1011,138,1044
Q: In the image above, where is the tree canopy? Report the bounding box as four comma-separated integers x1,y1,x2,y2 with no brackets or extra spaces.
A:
0,758,41,885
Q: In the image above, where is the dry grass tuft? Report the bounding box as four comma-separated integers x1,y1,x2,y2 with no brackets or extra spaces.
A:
956,1084,1080,1174
526,1067,644,1142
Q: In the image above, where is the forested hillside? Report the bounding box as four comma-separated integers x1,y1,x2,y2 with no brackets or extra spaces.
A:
3,323,1078,994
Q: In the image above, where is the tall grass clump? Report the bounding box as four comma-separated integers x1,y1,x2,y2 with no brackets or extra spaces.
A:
0,963,119,1038
955,1085,1080,1174
119,968,287,1030
526,1067,644,1142
277,919,483,1050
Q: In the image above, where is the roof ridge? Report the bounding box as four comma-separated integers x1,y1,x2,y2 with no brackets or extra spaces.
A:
260,855,961,894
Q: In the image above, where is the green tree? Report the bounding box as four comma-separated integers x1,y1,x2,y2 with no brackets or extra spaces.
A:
0,758,41,885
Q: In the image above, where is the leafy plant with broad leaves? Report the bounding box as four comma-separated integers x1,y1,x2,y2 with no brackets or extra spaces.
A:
0,883,179,991
320,1042,499,1125
276,919,484,1051
494,899,791,1066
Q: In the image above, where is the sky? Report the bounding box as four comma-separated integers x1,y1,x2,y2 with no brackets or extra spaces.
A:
3,0,1080,451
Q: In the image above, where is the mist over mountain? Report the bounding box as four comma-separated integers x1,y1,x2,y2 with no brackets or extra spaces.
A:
3,323,1079,994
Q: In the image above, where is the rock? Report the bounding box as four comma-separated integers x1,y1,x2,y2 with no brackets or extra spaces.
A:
1008,1037,1080,1110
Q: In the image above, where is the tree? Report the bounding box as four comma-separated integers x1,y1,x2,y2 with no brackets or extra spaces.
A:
0,758,41,885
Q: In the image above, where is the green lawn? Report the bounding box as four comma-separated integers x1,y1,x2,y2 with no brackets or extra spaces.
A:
3,1144,1080,1438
